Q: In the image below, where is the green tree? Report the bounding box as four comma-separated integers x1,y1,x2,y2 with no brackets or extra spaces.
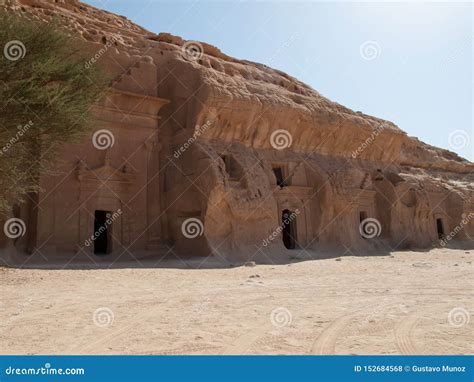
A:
0,11,109,213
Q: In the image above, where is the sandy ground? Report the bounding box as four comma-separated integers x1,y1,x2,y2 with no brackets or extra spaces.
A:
0,248,472,355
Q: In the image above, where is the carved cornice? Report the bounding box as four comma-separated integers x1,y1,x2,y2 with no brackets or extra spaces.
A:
76,160,134,184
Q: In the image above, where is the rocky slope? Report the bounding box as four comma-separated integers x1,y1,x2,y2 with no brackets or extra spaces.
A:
4,0,472,171
3,0,472,258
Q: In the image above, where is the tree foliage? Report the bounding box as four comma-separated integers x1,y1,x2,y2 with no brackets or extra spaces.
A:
0,11,109,213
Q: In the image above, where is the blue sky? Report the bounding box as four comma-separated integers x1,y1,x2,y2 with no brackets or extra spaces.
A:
85,0,472,161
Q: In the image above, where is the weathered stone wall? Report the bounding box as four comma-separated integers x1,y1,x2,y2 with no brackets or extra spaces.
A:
2,0,472,263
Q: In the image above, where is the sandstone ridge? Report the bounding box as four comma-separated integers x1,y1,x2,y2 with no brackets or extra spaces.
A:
5,0,471,171
3,0,472,262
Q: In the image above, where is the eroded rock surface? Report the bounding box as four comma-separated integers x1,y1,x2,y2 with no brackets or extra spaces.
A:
2,0,473,263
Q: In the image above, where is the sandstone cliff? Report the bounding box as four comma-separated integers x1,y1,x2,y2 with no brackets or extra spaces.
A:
3,0,473,260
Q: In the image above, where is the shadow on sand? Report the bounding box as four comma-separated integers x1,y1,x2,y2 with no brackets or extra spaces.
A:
2,241,471,271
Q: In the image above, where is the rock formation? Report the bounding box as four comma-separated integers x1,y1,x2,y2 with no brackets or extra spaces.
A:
2,0,473,263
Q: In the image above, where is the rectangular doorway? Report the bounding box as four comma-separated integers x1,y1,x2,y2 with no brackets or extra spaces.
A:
282,209,297,249
94,210,111,255
436,218,445,240
273,167,285,187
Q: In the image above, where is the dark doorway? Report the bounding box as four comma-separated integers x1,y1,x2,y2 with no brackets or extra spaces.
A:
273,167,285,187
360,211,368,224
282,209,297,249
94,210,110,255
436,218,445,240
220,154,240,180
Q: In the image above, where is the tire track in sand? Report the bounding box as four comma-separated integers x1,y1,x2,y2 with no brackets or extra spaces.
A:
311,313,357,355
395,314,421,355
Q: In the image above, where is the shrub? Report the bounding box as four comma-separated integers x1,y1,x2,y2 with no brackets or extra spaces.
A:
0,11,109,213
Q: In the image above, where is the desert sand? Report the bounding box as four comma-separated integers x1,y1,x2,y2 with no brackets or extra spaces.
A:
1,248,472,355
